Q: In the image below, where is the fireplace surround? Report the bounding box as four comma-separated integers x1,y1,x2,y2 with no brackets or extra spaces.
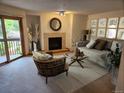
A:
44,33,66,51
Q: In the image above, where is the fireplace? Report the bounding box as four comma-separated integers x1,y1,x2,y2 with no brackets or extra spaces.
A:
43,33,66,51
48,37,62,50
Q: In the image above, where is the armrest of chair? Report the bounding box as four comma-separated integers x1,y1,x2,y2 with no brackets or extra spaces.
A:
47,57,67,68
46,51,53,56
42,57,66,63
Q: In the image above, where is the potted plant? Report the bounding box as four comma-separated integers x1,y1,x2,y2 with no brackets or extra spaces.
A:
107,43,122,85
108,43,121,68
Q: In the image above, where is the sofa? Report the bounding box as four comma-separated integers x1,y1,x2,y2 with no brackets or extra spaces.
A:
76,39,124,68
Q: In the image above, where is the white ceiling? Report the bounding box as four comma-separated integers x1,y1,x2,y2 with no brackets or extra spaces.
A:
0,0,123,14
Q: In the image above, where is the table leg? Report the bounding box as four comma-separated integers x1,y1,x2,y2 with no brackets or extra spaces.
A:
77,61,84,69
69,60,75,66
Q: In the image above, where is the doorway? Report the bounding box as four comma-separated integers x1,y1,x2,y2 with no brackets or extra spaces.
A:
0,16,24,64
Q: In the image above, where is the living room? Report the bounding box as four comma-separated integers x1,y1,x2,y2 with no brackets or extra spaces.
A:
0,0,124,93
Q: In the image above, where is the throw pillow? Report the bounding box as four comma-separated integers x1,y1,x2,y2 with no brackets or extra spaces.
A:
111,41,121,52
32,51,53,61
91,39,100,48
104,40,113,50
94,40,107,50
86,40,96,48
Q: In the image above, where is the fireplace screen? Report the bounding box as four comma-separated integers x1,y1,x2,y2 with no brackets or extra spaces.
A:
48,37,62,50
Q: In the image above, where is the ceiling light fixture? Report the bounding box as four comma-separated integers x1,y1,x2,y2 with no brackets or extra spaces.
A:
58,0,66,16
59,11,65,16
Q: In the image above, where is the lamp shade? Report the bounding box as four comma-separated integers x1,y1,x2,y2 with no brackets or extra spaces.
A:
82,30,89,35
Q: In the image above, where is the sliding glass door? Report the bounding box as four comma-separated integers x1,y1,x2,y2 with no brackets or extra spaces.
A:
0,18,7,63
0,16,23,64
4,19,22,60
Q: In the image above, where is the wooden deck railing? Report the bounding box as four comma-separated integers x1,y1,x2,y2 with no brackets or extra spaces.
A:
0,40,5,56
0,38,22,56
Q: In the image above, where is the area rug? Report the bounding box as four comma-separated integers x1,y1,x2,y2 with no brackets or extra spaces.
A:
51,54,108,93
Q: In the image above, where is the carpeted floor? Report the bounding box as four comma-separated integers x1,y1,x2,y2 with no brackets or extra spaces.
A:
0,56,108,93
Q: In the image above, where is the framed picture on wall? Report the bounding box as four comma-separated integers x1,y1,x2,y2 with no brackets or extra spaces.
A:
98,18,107,27
106,29,117,39
119,17,124,28
90,19,97,27
91,28,97,36
97,28,106,37
108,18,118,28
117,29,124,40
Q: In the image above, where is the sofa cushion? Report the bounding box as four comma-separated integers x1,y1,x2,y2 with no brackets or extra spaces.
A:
94,40,107,50
91,39,100,48
104,40,113,50
33,51,53,61
78,47,109,67
86,40,96,48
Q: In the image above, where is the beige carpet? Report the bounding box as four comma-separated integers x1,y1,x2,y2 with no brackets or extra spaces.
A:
50,54,108,93
0,56,108,93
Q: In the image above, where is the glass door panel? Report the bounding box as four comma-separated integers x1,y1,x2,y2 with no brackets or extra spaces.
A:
0,19,7,63
4,19,22,60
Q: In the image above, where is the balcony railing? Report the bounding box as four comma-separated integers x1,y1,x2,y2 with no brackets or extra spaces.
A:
0,38,22,56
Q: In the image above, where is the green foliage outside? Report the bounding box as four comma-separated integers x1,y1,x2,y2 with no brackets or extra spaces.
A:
108,43,121,67
0,19,3,38
0,19,22,56
5,19,19,33
0,42,5,56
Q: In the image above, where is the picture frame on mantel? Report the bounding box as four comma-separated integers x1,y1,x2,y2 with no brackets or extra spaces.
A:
108,18,118,28
98,18,107,27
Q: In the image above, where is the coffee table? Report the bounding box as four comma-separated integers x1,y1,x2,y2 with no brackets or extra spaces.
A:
65,51,87,69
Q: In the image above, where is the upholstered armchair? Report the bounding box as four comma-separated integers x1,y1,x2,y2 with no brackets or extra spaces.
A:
33,56,69,84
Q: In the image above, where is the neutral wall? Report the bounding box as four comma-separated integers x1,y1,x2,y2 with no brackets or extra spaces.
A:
26,15,40,27
40,13,73,50
26,15,41,51
40,13,88,50
0,4,29,55
72,14,88,43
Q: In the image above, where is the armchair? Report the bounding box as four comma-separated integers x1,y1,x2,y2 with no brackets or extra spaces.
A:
33,56,69,84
